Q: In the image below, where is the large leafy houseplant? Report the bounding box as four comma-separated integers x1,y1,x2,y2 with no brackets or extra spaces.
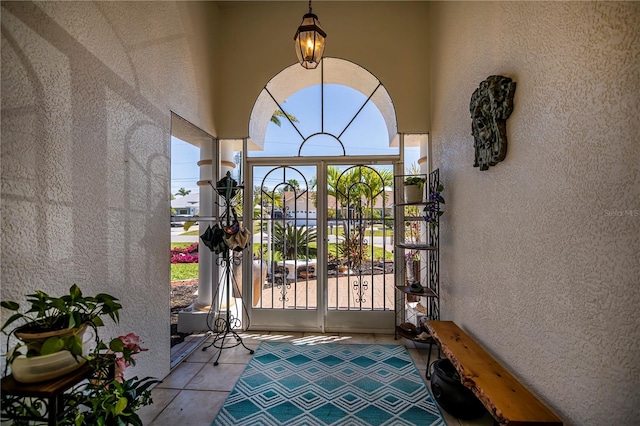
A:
1,284,122,364
1,286,159,425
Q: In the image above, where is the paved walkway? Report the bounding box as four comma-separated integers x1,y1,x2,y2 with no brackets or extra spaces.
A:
255,272,396,310
171,226,199,243
172,226,398,311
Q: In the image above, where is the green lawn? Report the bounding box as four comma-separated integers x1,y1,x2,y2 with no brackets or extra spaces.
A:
172,242,195,249
173,237,394,282
252,242,393,261
171,263,198,281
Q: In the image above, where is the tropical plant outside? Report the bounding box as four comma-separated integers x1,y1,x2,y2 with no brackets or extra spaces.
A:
271,223,317,260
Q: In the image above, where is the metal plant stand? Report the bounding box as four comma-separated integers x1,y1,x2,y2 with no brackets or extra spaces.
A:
201,172,254,365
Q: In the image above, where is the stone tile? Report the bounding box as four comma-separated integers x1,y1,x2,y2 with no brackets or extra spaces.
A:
409,349,439,377
156,361,205,389
294,334,347,345
215,341,259,364
373,333,398,345
137,387,179,425
458,412,495,426
183,343,216,363
403,338,417,349
416,366,428,380
338,333,375,344
149,389,227,426
158,331,458,425
269,331,305,341
184,362,246,391
439,407,462,426
238,331,304,343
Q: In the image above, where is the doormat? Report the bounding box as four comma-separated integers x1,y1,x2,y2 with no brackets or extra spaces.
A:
212,341,445,425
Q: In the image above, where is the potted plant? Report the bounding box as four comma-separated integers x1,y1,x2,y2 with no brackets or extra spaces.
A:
1,284,122,382
404,176,426,203
1,287,159,425
60,333,160,426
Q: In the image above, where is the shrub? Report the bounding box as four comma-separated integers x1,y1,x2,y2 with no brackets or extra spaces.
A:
171,243,198,264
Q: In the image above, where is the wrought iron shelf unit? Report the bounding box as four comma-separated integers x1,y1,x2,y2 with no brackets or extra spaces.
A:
393,169,441,376
395,285,438,299
394,201,438,208
395,243,437,251
395,327,437,344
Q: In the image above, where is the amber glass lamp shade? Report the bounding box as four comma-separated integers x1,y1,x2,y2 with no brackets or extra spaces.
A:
294,12,326,70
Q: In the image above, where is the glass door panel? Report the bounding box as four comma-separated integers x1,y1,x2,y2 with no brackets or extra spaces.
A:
324,164,395,332
248,164,321,331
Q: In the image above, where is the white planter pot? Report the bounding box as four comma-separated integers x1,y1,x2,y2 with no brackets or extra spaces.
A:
11,350,86,383
10,325,92,383
404,184,423,203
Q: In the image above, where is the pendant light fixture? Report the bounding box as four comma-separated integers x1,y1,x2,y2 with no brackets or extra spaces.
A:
294,0,326,69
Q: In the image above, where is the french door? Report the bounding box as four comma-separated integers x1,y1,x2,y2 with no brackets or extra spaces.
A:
245,159,396,333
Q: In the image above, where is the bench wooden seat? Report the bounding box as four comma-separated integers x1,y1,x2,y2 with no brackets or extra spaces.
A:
426,320,562,426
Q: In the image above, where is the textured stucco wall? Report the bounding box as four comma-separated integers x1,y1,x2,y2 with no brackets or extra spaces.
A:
429,2,639,425
1,1,217,381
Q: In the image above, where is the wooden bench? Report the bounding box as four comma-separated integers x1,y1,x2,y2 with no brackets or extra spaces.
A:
426,320,562,426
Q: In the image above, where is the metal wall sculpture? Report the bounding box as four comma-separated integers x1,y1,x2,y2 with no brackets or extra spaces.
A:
470,75,516,170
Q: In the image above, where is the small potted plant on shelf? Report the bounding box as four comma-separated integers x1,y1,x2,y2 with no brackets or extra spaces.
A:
1,284,122,383
404,176,426,203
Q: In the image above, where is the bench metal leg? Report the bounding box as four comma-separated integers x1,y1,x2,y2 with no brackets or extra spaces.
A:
425,341,441,380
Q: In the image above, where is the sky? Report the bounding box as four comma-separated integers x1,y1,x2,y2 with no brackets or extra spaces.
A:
171,137,201,195
171,84,420,196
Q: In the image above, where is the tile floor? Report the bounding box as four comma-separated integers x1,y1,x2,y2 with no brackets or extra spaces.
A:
138,331,495,426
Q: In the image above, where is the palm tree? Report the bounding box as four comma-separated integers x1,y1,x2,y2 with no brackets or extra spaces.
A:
284,179,300,192
361,168,393,211
327,166,393,267
175,188,191,197
270,109,299,127
259,187,283,210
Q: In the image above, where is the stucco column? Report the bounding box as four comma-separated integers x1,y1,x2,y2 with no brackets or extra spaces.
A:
194,142,214,311
418,136,429,174
218,142,236,311
418,136,429,291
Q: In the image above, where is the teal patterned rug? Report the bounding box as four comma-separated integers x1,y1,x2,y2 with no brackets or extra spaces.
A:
212,342,445,425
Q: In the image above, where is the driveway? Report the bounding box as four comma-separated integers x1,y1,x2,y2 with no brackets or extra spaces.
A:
171,226,199,243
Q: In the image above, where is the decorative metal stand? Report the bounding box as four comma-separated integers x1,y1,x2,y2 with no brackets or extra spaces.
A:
201,172,254,366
